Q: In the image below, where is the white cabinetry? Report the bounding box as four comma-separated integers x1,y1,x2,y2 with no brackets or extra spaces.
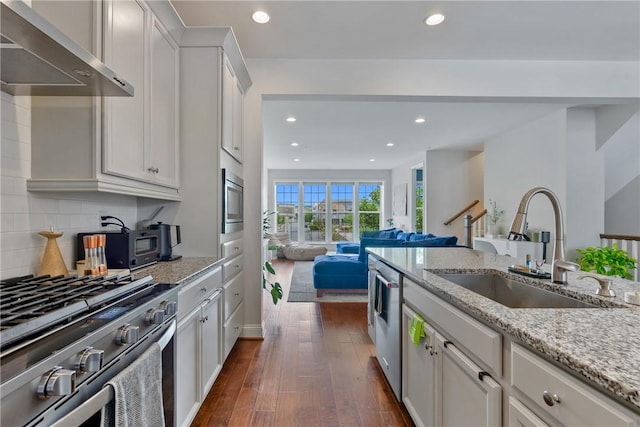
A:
221,238,244,360
511,344,638,427
435,334,502,426
221,54,244,163
401,289,502,427
402,305,436,427
508,396,549,427
29,0,180,200
176,267,222,427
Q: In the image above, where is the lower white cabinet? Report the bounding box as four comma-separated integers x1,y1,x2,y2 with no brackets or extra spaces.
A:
508,396,549,427
401,304,502,427
435,333,502,426
223,301,244,360
402,305,436,427
511,344,638,427
176,268,222,427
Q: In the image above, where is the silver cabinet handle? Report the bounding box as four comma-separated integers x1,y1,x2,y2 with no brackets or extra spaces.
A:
376,273,398,288
542,390,561,406
75,347,104,373
147,166,159,173
38,367,76,399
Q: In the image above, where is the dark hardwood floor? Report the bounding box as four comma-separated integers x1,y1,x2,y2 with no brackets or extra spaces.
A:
191,259,414,427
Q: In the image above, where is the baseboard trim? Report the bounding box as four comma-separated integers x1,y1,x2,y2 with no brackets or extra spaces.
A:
241,322,265,338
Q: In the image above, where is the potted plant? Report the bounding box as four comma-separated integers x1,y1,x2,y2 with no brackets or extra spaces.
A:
576,243,637,280
263,210,275,239
262,261,283,304
487,199,504,236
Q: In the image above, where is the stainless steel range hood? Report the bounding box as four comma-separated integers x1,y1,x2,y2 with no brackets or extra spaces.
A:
0,0,134,96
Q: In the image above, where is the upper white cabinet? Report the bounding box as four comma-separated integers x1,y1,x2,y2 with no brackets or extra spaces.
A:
221,54,244,163
28,0,180,200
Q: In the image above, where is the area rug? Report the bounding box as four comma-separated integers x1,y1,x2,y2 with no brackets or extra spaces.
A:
287,261,368,303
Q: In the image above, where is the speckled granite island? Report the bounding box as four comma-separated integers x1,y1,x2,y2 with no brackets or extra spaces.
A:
132,257,222,286
367,246,640,422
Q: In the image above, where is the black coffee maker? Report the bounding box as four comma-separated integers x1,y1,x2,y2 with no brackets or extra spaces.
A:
149,222,182,261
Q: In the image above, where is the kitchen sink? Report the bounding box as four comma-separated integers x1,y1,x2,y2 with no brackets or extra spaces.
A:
437,272,599,309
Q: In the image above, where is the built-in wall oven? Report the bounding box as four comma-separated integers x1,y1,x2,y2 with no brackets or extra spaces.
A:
222,169,244,233
0,273,178,427
371,258,402,401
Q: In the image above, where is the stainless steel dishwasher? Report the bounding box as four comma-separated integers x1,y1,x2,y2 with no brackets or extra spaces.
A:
371,258,402,401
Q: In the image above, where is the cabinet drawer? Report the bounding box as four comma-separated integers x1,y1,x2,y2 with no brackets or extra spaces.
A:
222,255,243,282
404,278,502,376
223,301,244,360
221,238,243,259
178,267,222,319
511,344,637,427
224,272,243,321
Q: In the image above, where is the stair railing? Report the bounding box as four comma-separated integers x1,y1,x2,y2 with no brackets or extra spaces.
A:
463,209,488,247
599,234,640,282
444,200,480,226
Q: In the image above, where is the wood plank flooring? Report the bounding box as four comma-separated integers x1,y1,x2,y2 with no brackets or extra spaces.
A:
191,259,414,427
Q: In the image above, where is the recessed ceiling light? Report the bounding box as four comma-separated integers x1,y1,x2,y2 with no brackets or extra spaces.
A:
286,116,296,123
369,159,375,162
252,11,270,24
415,117,426,124
291,142,299,147
293,158,300,162
425,14,445,26
386,142,394,147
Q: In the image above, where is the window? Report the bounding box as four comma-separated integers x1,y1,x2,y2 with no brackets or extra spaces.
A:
275,184,299,240
303,183,326,242
414,168,424,233
274,181,382,243
358,184,381,234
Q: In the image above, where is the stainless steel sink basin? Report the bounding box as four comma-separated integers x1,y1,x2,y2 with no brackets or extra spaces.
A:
437,272,598,309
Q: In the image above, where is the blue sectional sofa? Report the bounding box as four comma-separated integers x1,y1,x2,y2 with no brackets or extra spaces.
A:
313,229,459,296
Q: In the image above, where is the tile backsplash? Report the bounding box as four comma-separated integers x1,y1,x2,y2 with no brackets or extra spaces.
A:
1,92,137,278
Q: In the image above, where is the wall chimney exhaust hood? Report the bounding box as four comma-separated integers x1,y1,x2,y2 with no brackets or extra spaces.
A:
0,0,134,96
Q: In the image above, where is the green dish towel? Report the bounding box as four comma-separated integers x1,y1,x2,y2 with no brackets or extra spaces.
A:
409,313,426,346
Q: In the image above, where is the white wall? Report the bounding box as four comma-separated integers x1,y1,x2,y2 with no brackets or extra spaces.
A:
484,109,568,240
0,93,138,278
425,150,484,241
484,107,609,261
390,154,424,232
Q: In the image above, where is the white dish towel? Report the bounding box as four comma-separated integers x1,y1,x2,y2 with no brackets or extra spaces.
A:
101,342,165,427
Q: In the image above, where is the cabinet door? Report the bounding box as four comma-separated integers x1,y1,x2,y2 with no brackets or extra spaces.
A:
508,396,549,427
176,306,201,427
435,333,502,427
148,16,179,188
402,305,436,427
200,292,222,398
231,77,244,162
103,0,148,181
221,53,235,158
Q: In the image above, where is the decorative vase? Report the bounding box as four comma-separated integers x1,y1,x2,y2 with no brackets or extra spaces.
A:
38,230,69,276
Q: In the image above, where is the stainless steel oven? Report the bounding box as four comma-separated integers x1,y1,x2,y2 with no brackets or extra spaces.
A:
0,274,178,427
222,169,243,233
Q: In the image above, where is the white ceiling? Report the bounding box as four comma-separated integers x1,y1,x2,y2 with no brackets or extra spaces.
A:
170,1,640,169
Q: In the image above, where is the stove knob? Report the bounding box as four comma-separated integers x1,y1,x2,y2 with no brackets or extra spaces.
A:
146,308,165,325
159,300,177,316
37,366,76,399
115,324,139,345
75,347,104,373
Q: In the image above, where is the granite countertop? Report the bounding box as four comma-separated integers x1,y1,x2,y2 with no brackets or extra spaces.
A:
367,246,640,411
132,257,222,286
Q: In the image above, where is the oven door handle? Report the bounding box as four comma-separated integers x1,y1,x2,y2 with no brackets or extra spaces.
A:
158,319,176,351
49,385,114,427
